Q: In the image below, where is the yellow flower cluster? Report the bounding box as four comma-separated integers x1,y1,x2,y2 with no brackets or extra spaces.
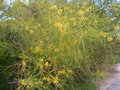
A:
99,32,107,37
111,4,120,11
29,30,35,34
19,79,26,85
52,77,60,86
44,62,49,66
50,5,57,10
67,69,73,73
97,70,105,78
53,22,63,28
78,10,84,15
34,46,42,53
43,77,51,81
54,48,60,52
112,4,117,7
107,37,113,42
114,26,119,30
72,40,78,45
60,29,68,36
40,58,44,62
64,7,69,10
57,9,62,15
81,16,87,21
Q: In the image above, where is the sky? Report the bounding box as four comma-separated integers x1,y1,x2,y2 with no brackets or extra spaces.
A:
1,0,119,20
4,0,120,5
4,0,29,5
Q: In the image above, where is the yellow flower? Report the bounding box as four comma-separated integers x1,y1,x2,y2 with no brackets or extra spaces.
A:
29,82,33,86
34,82,40,85
54,48,60,52
87,6,92,11
40,58,44,62
22,61,26,67
99,32,107,37
43,77,51,81
81,16,87,21
97,70,105,77
29,30,35,34
78,10,84,15
52,77,59,85
38,23,41,26
107,37,113,42
117,5,120,8
31,18,34,21
64,7,69,10
26,86,30,88
34,46,41,53
53,22,62,28
67,70,73,73
112,4,117,7
73,40,78,45
19,80,26,85
50,5,57,10
114,26,119,30
57,9,62,15
44,62,49,66
77,6,80,8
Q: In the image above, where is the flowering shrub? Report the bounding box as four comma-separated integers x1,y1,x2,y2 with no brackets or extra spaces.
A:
0,0,118,89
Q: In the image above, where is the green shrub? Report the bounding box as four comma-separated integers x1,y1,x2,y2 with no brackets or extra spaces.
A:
0,0,117,90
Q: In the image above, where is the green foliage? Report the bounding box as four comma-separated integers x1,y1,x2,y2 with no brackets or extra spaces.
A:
0,0,119,90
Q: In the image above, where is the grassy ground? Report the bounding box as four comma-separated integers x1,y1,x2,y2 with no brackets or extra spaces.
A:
64,82,98,90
